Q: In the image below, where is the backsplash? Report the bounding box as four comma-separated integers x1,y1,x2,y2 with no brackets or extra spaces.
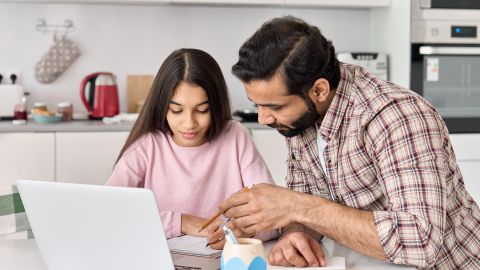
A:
0,3,370,114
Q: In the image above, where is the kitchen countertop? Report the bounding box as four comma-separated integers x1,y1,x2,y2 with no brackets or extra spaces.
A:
0,120,268,133
0,120,134,132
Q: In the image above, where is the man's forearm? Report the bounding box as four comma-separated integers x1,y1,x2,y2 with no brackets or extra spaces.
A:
293,194,387,260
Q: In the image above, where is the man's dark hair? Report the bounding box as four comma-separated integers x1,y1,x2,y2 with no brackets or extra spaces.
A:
232,16,340,97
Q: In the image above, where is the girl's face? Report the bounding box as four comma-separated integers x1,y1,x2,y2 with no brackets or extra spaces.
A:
166,82,211,147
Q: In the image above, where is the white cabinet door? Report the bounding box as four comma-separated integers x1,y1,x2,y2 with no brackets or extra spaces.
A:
457,161,480,204
172,0,281,4
56,132,128,185
449,134,480,160
0,133,55,186
450,134,480,203
283,0,390,8
250,129,288,187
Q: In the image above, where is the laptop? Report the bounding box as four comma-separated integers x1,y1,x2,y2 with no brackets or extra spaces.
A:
16,179,219,270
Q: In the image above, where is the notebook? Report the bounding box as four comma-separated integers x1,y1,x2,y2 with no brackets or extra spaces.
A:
168,235,222,258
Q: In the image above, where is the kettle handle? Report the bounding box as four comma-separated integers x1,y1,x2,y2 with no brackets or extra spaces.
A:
79,72,113,114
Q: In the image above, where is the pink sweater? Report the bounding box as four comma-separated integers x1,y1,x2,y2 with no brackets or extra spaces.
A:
106,121,276,239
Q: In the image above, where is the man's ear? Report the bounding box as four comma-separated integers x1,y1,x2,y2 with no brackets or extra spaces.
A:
308,78,330,102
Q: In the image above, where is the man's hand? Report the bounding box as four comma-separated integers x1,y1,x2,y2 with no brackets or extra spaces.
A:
219,184,304,235
269,230,325,267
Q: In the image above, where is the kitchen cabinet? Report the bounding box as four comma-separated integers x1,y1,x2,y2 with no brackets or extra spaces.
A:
55,132,129,185
283,0,390,8
0,133,55,186
250,129,288,187
1,0,171,3
0,0,390,7
172,0,282,4
456,161,480,203
450,134,480,203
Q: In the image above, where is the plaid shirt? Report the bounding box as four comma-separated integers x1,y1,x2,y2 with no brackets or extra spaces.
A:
286,64,480,269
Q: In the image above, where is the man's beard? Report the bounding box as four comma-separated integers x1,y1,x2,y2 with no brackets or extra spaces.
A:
269,98,320,138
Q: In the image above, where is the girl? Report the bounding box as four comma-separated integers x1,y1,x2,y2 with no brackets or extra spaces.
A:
106,48,276,248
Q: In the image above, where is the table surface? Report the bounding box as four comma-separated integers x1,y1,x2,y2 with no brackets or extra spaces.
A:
0,238,414,270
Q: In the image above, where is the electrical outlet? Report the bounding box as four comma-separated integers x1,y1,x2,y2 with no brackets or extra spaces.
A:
0,69,21,85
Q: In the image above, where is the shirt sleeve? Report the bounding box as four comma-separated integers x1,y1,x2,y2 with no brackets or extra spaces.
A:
365,98,449,268
105,140,182,239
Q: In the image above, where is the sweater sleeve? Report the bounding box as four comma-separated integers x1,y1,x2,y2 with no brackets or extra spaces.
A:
105,143,146,187
105,139,182,239
160,211,182,239
235,123,275,186
234,122,279,241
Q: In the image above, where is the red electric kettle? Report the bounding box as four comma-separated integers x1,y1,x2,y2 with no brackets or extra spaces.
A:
80,72,119,119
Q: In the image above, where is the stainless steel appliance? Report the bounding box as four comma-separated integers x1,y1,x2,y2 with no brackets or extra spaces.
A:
337,52,388,81
411,0,480,133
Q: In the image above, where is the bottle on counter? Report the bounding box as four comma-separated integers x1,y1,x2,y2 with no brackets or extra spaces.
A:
13,96,27,124
57,102,73,122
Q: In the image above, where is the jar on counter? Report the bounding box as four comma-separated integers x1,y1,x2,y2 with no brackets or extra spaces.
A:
13,96,28,122
57,102,73,122
13,103,27,121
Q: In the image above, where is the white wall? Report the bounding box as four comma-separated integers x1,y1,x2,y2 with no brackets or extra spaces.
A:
369,0,411,88
0,3,371,114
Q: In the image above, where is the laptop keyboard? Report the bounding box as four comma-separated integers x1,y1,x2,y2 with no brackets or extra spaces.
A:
174,265,202,270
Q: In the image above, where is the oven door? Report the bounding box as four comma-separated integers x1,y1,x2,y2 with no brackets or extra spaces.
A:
411,44,480,133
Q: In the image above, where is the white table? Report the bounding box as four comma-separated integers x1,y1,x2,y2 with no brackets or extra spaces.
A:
0,239,414,270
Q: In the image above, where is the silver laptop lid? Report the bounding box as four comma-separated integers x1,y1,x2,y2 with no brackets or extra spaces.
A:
17,180,175,270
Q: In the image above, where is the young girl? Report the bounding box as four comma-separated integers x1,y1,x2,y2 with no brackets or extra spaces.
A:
106,48,276,248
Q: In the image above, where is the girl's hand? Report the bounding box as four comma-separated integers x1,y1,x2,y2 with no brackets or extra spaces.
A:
181,214,210,237
206,219,254,250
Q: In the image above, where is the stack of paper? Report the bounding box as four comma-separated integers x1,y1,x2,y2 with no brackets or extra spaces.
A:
167,235,222,258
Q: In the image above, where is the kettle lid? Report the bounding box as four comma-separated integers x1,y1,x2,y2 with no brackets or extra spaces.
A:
96,74,116,86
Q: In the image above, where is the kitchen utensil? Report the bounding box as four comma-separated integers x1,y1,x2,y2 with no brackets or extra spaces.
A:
127,75,154,113
80,72,119,119
34,34,80,84
32,114,62,123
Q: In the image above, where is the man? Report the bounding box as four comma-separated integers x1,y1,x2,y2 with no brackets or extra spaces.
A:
220,16,480,269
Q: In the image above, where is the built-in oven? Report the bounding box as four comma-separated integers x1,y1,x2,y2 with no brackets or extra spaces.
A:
411,0,480,133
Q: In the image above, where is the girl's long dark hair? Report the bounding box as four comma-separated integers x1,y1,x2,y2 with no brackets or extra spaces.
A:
116,48,232,163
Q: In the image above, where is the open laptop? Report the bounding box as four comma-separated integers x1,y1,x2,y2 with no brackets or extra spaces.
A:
16,180,219,270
